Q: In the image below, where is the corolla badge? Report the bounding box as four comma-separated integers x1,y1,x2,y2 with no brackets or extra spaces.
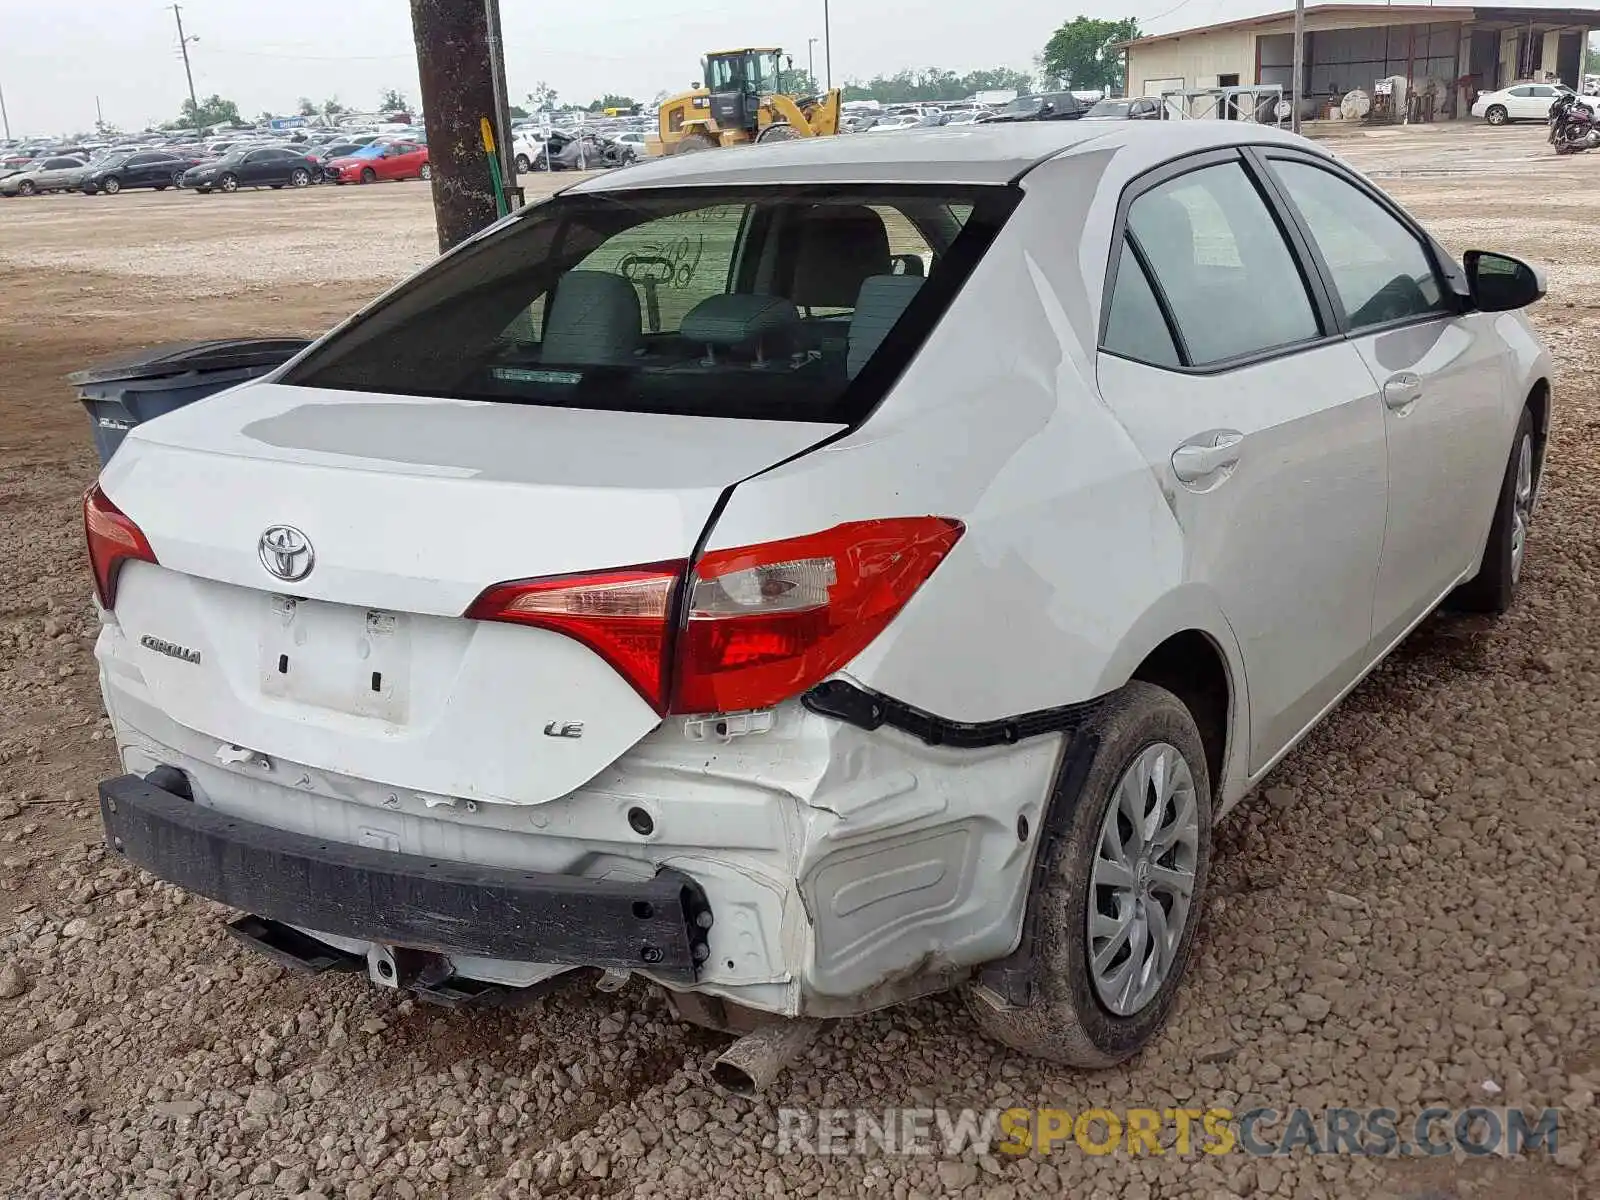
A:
258,525,315,582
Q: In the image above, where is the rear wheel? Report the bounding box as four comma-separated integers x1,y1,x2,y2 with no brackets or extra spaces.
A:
1448,406,1537,614
17,180,36,196
965,681,1213,1067
218,173,238,193
675,132,718,154
419,163,432,181
289,168,311,188
102,176,122,195
1486,104,1509,126
360,167,377,184
515,153,531,172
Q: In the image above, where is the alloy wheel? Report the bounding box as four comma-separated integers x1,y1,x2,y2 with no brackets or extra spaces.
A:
1087,742,1200,1017
1510,432,1534,583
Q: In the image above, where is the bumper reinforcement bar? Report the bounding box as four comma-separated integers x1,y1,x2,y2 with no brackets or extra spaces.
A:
100,772,712,983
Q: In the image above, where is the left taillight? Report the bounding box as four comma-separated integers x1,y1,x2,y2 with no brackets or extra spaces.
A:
83,484,157,608
464,563,685,712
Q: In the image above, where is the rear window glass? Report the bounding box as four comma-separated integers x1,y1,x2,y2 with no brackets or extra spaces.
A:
282,184,1016,424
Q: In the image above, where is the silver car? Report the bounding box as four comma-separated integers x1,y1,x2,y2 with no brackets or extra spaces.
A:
0,155,87,196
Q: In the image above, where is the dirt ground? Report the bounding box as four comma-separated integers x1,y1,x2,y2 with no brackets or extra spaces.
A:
0,129,1595,1200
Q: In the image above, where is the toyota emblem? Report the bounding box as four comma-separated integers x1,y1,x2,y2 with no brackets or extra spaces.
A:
258,525,315,582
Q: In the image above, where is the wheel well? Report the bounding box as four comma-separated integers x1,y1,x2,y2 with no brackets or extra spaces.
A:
1130,632,1230,797
1527,378,1551,473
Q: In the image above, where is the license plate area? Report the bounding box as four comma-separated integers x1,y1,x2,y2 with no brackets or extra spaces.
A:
259,596,411,722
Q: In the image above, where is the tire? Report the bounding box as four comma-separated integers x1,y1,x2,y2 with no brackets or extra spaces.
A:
515,153,531,172
290,168,310,188
17,180,36,196
1486,105,1509,126
964,680,1213,1067
1447,406,1537,614
675,132,718,154
757,124,798,143
218,173,238,193
360,168,377,184
419,163,432,181
102,176,121,195
172,171,186,187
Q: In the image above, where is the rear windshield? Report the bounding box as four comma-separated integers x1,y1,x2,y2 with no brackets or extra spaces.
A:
282,183,1018,424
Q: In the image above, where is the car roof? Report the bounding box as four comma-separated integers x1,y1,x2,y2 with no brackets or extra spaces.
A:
569,121,1309,192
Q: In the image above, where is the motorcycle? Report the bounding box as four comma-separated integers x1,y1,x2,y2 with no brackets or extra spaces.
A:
1548,93,1600,153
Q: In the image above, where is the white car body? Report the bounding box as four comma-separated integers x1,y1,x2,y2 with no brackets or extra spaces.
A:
1472,80,1571,122
90,122,1550,1032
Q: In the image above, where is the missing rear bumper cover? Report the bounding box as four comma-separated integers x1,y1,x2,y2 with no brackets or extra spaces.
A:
100,772,713,982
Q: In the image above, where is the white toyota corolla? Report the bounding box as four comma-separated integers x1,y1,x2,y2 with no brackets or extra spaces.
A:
88,120,1550,1081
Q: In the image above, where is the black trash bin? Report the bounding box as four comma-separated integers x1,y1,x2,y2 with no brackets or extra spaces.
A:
71,338,311,466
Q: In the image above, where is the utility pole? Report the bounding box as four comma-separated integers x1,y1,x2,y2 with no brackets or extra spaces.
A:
823,0,833,90
410,0,504,252
483,0,515,194
0,77,10,142
171,5,200,129
1291,0,1304,133
808,38,818,89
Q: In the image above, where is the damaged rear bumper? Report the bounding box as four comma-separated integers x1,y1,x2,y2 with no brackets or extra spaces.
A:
99,772,713,983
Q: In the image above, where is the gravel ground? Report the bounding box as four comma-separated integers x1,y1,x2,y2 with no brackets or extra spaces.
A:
0,127,1596,1200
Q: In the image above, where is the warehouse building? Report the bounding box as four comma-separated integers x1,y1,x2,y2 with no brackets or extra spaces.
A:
1123,3,1596,120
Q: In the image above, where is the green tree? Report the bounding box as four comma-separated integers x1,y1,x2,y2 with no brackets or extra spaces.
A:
585,94,638,113
1586,34,1600,78
527,82,559,113
508,103,530,118
322,96,348,119
297,97,318,117
839,67,1038,104
1040,17,1140,92
379,88,409,112
179,94,242,129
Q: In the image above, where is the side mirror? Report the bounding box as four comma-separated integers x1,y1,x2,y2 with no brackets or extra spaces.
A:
1464,250,1546,312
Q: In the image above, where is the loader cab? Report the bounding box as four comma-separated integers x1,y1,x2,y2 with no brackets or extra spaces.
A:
704,48,784,133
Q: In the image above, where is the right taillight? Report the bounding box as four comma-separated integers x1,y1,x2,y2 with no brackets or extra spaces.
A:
464,517,964,718
669,517,964,715
84,484,157,608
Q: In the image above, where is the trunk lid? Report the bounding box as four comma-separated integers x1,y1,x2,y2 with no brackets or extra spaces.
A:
101,383,839,804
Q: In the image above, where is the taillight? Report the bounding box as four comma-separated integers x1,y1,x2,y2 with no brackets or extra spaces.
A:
464,563,684,712
670,517,963,714
84,484,157,608
464,518,963,718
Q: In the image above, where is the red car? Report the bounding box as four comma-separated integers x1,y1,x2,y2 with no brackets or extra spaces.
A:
324,141,430,185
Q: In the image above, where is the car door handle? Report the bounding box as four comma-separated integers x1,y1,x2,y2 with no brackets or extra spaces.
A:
1382,372,1423,411
1171,431,1245,484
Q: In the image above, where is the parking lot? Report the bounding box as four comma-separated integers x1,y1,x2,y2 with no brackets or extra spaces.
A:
0,122,1596,1199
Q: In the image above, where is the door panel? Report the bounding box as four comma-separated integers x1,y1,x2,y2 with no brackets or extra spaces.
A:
1356,319,1509,641
1097,156,1388,771
1261,153,1511,639
1099,349,1387,770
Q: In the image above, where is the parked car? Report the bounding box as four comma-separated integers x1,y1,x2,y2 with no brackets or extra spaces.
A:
1472,80,1573,125
1084,96,1165,120
0,156,88,196
82,150,203,195
180,147,318,193
986,91,1089,122
86,121,1550,1083
324,141,431,184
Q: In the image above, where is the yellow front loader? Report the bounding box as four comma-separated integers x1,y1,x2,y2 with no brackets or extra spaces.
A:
649,47,841,156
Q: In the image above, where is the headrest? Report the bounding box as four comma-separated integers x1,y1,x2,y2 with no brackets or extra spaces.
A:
790,206,892,308
680,293,801,350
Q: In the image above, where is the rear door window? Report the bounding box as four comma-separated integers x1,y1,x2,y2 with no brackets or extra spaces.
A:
1123,160,1322,366
284,185,1017,424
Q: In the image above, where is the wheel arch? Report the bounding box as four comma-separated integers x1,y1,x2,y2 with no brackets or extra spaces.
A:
1526,376,1551,474
1091,589,1248,808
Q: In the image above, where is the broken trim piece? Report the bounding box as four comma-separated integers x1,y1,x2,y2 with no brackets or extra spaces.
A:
802,679,1104,748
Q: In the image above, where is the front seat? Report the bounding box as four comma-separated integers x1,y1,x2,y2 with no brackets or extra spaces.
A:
541,270,643,365
790,205,892,311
